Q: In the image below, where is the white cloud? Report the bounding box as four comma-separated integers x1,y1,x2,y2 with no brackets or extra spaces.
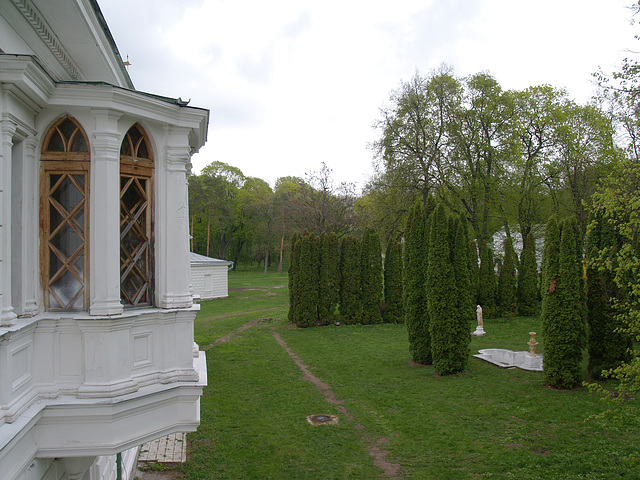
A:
99,0,639,188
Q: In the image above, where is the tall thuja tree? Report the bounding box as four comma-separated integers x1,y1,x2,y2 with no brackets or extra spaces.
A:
469,239,480,306
360,227,383,324
403,201,431,364
497,233,518,317
517,231,539,316
541,218,586,388
478,240,497,318
427,206,470,375
318,232,340,325
453,217,473,363
586,211,632,378
296,232,320,327
340,235,362,324
288,232,301,323
383,235,404,324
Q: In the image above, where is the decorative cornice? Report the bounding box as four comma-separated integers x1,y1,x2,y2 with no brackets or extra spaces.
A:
11,0,81,80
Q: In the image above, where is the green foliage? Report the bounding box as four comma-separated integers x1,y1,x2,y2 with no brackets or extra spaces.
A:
192,269,640,479
541,218,586,388
383,235,404,324
517,232,539,316
584,157,640,414
403,202,431,364
427,205,470,375
468,239,479,306
586,210,633,378
288,232,301,323
339,236,362,324
360,227,383,324
497,234,518,317
455,217,475,324
318,232,341,325
478,241,497,318
296,233,320,328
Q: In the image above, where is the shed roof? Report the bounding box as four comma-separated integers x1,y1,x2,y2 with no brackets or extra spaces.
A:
190,252,233,266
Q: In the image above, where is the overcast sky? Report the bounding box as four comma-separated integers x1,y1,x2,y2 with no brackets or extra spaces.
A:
99,0,638,189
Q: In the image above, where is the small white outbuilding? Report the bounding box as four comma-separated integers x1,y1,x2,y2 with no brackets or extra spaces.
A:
190,252,234,300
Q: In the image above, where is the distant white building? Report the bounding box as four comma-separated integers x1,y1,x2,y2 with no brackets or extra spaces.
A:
190,252,233,300
0,1,208,479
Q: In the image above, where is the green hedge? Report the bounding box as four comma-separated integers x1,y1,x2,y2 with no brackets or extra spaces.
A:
383,235,404,324
360,227,383,324
427,206,471,375
586,211,632,378
404,202,431,364
498,234,518,318
340,235,362,325
541,218,586,388
517,232,539,316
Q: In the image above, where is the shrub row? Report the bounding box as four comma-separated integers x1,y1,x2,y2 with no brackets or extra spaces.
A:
289,229,402,326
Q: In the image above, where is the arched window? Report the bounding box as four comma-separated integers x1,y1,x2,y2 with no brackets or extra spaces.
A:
120,123,154,307
40,117,89,311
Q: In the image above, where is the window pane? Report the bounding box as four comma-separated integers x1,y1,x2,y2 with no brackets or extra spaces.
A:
120,174,150,306
46,172,86,310
50,268,83,309
70,132,88,152
59,119,77,142
120,139,132,157
137,138,149,159
47,130,65,152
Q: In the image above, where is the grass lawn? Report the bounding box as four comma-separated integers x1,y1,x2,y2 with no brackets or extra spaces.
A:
183,267,640,479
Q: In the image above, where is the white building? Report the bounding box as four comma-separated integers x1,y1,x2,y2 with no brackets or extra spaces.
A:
190,253,233,301
0,1,208,479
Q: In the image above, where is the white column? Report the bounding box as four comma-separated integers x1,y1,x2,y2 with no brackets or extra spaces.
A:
1,117,17,326
157,139,193,309
19,137,39,316
89,109,123,316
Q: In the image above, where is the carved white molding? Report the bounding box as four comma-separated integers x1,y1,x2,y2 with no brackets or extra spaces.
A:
10,0,81,80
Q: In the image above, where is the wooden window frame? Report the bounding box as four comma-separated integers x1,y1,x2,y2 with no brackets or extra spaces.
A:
120,124,154,308
40,117,90,311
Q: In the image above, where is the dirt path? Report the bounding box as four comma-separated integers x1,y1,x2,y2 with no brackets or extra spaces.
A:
201,318,262,351
272,331,404,479
201,319,403,478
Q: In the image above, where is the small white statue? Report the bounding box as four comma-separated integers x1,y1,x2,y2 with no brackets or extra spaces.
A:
472,305,486,336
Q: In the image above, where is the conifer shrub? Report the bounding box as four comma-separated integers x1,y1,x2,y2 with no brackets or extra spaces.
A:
517,232,539,316
497,234,518,318
296,232,319,328
360,227,383,324
340,235,362,324
469,239,479,306
586,211,632,378
541,218,587,388
478,240,497,318
318,232,340,325
383,235,404,324
427,205,470,375
403,202,431,364
288,232,301,323
456,217,475,324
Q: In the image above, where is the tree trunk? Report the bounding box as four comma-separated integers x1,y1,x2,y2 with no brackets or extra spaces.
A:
232,240,243,271
264,230,272,274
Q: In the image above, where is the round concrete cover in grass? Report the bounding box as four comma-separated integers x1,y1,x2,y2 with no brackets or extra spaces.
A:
306,414,339,426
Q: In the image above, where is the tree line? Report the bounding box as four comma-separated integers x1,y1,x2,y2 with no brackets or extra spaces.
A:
188,20,639,397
